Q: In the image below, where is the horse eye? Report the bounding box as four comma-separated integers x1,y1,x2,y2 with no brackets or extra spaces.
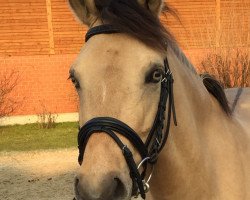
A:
145,68,163,83
69,76,80,89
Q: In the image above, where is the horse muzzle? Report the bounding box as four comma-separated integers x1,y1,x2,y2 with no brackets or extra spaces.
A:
74,172,130,200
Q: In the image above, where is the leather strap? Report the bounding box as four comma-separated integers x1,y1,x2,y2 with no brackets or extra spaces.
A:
146,58,177,163
85,25,120,42
78,117,148,199
78,117,148,165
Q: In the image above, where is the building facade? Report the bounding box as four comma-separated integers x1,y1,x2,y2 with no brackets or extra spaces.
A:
0,0,249,124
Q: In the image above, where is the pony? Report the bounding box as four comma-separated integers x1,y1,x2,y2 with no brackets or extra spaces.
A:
67,0,250,199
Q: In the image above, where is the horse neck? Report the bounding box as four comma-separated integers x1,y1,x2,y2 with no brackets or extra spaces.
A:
149,46,233,198
167,45,215,136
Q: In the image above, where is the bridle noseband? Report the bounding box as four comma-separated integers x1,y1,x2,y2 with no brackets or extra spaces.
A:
77,25,177,199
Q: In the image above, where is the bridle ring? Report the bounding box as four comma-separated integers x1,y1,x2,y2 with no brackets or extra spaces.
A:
137,157,154,194
137,157,150,170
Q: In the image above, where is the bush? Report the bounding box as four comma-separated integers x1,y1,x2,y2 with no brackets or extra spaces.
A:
168,2,250,88
200,48,249,88
0,70,20,119
37,112,57,129
37,102,57,129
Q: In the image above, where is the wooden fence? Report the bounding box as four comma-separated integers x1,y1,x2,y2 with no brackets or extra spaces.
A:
0,0,249,56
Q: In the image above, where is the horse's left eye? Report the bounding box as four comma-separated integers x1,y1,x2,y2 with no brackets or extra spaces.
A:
69,76,80,89
72,78,80,89
145,68,163,83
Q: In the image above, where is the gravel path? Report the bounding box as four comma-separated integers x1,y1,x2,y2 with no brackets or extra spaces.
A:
0,149,78,200
0,149,145,200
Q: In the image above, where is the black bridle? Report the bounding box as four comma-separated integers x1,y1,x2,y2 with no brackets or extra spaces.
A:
77,25,177,199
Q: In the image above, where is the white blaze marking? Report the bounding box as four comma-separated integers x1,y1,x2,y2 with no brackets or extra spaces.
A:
102,83,107,103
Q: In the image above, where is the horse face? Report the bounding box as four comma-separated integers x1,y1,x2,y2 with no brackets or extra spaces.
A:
70,34,164,199
68,0,166,199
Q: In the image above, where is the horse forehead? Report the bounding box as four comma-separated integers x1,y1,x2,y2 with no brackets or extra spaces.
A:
75,34,162,79
80,34,154,62
78,48,139,79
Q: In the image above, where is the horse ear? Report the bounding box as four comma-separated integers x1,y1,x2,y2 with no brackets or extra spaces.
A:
68,0,97,26
138,0,164,15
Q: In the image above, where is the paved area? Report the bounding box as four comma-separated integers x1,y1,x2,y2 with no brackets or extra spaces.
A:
0,149,78,200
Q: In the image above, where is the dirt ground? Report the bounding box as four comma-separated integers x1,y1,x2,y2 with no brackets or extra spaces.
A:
0,149,78,200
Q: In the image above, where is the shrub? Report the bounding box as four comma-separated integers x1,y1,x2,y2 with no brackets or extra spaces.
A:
37,103,57,129
0,70,20,119
199,48,249,88
166,2,249,88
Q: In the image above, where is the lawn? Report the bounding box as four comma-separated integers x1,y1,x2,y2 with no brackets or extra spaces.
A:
0,122,78,152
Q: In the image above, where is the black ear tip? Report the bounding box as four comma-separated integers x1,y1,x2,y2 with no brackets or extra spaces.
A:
68,0,75,9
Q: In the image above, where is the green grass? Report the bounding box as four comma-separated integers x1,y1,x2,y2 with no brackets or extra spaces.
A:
0,122,78,152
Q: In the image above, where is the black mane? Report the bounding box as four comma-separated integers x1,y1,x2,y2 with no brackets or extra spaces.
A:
201,74,232,116
94,0,175,52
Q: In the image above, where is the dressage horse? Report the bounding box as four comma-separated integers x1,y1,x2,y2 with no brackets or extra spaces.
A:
68,0,250,199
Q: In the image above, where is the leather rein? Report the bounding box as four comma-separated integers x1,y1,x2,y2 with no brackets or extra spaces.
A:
77,24,177,199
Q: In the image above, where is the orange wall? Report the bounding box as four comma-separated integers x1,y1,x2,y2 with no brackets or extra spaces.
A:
0,54,77,115
0,0,249,116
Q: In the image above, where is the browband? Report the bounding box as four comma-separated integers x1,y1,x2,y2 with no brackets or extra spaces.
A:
85,25,120,42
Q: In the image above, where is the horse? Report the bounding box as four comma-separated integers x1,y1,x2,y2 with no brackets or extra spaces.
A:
67,0,250,199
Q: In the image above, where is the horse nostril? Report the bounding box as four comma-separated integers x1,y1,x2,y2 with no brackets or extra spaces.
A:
74,177,83,200
113,177,127,199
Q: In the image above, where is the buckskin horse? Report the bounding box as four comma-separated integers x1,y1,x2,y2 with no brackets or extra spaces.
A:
67,0,250,199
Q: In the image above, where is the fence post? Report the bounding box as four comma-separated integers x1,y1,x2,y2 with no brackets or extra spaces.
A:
216,0,221,47
46,0,55,54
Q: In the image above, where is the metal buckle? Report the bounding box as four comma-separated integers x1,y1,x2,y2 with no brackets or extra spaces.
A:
122,145,127,153
161,69,172,83
166,69,172,76
161,77,167,83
